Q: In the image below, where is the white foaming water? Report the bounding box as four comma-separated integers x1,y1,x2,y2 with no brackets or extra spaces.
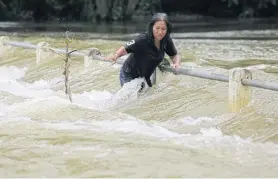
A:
21,113,218,140
0,65,247,148
180,116,216,125
70,78,148,111
0,65,150,116
0,102,7,117
30,116,278,156
1,65,277,157
0,66,58,98
1,94,232,146
0,66,28,82
200,127,223,137
104,78,149,109
0,116,31,124
0,79,59,99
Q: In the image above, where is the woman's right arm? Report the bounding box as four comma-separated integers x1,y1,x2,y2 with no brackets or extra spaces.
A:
106,34,143,63
106,46,128,63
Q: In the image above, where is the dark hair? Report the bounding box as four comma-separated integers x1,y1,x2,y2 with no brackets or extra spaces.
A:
150,13,172,33
147,13,172,47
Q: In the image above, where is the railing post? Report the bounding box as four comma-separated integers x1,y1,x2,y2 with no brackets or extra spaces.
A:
0,36,9,45
152,59,170,86
84,48,102,71
36,42,49,64
154,67,166,86
228,68,252,112
0,36,9,51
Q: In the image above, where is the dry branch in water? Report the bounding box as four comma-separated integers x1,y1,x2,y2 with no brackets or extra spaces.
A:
63,31,77,102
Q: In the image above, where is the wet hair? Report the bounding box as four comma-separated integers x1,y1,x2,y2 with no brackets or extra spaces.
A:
147,13,172,47
150,13,172,33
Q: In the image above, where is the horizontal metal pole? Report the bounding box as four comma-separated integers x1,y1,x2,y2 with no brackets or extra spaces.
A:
159,65,229,82
4,41,85,56
4,41,37,49
3,40,124,64
242,79,278,91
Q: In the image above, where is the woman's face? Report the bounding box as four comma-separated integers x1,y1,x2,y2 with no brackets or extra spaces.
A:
152,20,167,41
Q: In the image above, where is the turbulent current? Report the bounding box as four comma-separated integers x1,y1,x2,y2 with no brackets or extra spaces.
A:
0,30,278,177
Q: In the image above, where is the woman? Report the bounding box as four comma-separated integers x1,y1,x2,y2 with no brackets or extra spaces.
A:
106,13,181,88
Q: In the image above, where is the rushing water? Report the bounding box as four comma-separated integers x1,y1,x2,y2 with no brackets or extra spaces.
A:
0,29,278,177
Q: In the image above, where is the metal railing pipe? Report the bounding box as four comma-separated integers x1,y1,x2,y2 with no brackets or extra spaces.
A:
242,79,278,91
159,65,229,82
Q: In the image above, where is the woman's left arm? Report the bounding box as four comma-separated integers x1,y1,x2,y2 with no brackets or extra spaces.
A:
165,37,181,69
170,54,181,68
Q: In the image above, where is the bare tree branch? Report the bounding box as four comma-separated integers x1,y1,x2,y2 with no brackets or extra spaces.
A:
63,31,75,103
